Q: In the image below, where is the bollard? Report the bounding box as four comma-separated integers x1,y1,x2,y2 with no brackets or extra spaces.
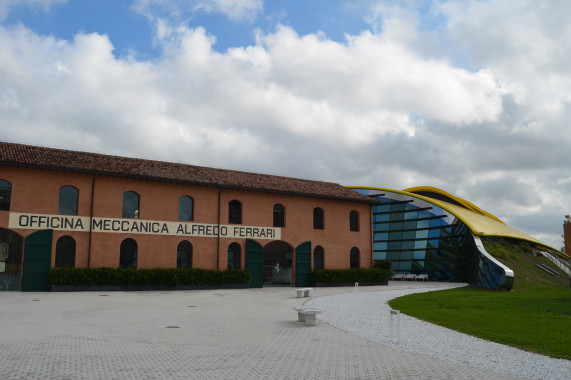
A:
354,282,359,292
390,309,401,343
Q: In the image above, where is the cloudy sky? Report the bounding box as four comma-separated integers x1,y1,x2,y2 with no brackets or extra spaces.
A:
0,0,570,249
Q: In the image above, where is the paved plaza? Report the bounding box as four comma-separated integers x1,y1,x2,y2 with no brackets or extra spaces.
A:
0,283,561,379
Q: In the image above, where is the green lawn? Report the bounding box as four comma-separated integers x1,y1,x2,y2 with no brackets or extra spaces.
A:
388,238,571,360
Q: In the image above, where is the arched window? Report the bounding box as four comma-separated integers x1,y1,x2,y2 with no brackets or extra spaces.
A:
178,196,194,221
120,238,138,268
273,204,285,227
122,191,139,219
0,179,12,211
350,247,360,269
55,236,76,268
227,242,241,269
58,186,79,215
177,241,193,268
313,207,324,229
350,210,359,231
229,200,242,224
313,246,324,270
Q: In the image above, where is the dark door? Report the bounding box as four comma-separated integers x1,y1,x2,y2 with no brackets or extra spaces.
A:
22,229,53,292
246,239,263,288
295,241,312,287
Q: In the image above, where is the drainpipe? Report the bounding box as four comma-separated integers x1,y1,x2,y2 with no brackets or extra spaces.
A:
87,174,96,268
217,188,223,270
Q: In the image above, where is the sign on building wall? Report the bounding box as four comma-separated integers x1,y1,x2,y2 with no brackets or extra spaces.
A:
8,213,281,240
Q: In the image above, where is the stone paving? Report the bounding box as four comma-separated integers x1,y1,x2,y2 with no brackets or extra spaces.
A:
0,283,525,379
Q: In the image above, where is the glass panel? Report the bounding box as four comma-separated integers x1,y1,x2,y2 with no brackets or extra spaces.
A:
374,213,390,222
373,241,388,250
58,186,78,215
55,236,76,268
388,231,402,240
416,230,429,239
229,200,242,224
122,192,139,219
374,251,387,260
414,240,427,249
386,251,400,261
401,241,414,250
375,223,389,232
404,211,418,220
179,196,193,221
402,230,416,240
0,179,11,211
399,261,412,271
387,241,401,251
401,251,414,260
273,204,285,227
428,228,441,238
313,207,324,229
120,239,137,268
350,247,360,269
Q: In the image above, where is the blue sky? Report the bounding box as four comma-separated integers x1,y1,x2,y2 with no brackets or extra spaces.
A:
1,0,571,249
3,0,379,58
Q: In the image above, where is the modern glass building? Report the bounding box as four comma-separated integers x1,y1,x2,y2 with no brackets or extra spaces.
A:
351,186,569,291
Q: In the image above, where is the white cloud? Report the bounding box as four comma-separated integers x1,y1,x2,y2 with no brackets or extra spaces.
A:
131,0,263,23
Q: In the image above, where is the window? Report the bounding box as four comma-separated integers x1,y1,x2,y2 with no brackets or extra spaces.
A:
229,200,242,224
227,242,241,269
122,191,139,219
55,236,76,268
313,246,324,270
273,204,285,227
58,186,79,215
350,247,360,269
120,238,138,268
177,241,193,268
0,179,11,211
350,210,359,231
313,207,324,229
178,196,194,221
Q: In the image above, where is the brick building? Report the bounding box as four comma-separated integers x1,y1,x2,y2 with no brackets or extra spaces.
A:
0,142,375,291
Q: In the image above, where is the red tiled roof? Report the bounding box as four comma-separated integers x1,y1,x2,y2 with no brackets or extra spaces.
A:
0,142,375,203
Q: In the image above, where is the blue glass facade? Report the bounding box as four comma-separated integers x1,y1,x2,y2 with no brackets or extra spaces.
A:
353,188,514,289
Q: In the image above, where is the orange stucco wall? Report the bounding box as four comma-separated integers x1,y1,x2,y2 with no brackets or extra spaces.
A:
0,166,373,277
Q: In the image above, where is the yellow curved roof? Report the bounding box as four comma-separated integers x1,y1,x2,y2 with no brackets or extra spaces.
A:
348,186,557,252
403,186,505,224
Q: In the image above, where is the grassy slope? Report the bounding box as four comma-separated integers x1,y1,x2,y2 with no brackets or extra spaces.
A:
388,237,571,360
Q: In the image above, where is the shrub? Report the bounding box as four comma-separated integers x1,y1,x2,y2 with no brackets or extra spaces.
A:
48,267,251,287
312,268,389,284
374,260,392,271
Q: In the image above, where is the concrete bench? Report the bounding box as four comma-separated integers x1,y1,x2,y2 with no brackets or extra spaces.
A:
293,307,322,326
404,274,417,281
295,288,314,298
391,274,404,281
415,274,428,281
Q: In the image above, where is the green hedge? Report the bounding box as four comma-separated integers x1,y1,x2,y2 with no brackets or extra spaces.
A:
312,268,389,284
48,267,251,287
373,260,392,271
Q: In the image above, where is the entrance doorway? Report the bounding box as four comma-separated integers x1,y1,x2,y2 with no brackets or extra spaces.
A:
263,241,293,286
0,228,24,291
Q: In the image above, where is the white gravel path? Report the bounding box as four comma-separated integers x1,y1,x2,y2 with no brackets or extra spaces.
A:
311,283,571,380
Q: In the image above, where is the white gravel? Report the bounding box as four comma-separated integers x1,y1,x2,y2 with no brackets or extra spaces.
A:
310,283,571,380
